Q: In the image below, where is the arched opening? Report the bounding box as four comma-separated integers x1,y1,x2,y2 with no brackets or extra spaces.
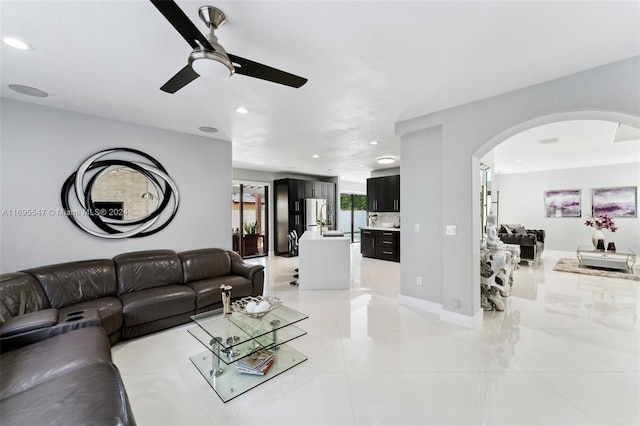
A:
472,111,639,312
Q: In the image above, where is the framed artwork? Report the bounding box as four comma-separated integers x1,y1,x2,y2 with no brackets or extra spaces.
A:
544,189,581,217
592,186,637,217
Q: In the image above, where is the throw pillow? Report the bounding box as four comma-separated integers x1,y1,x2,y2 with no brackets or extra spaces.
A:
514,225,527,234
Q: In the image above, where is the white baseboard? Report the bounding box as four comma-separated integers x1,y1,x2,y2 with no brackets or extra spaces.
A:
398,294,442,315
398,294,482,329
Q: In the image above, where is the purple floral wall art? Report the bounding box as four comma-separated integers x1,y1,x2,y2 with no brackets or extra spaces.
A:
592,186,637,218
544,189,581,217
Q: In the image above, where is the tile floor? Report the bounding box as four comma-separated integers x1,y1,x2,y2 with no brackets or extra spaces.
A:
112,247,640,426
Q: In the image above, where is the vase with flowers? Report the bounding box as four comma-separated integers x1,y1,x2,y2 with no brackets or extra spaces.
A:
584,214,617,248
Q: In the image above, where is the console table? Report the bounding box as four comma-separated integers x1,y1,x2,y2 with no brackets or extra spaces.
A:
480,243,520,311
188,306,308,402
577,246,636,272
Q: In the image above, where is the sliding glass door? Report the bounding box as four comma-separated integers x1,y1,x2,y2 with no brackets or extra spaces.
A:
232,183,268,258
339,193,367,243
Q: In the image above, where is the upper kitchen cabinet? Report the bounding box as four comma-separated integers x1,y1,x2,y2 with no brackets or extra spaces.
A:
366,175,400,212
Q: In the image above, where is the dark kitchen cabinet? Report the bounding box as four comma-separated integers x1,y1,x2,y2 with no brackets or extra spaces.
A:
366,175,400,212
274,178,337,256
360,230,376,257
360,229,400,262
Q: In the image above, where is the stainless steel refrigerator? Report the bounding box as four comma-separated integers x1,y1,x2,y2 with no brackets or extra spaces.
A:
304,198,327,231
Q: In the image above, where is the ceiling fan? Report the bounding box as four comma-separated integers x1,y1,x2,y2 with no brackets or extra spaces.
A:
150,1,308,93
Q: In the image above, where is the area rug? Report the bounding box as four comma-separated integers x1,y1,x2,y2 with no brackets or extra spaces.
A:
553,258,640,281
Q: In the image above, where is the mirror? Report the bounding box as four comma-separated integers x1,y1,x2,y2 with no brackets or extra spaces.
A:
91,167,160,221
62,148,179,239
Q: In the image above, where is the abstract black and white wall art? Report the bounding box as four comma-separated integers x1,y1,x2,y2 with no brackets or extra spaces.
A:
61,148,179,238
544,189,581,217
592,186,637,218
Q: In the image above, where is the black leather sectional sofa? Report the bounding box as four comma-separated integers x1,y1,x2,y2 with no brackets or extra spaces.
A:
0,248,265,426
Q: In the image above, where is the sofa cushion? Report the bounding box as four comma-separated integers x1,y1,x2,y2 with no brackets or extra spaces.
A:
513,225,527,234
119,285,195,327
0,362,135,426
0,326,112,400
24,259,117,309
114,250,183,294
179,248,232,283
0,273,50,325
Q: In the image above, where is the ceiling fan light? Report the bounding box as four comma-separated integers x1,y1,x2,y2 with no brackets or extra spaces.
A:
189,50,234,79
376,156,396,165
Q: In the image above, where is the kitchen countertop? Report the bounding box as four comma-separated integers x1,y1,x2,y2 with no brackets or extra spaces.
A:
360,226,401,232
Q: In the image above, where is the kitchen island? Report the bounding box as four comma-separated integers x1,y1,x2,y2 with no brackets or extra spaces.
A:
298,229,351,290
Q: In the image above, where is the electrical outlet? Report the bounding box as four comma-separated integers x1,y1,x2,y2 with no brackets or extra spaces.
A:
414,223,421,232
445,225,457,235
416,276,423,286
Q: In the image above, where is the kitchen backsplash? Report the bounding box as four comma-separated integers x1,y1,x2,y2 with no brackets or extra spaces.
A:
368,212,400,227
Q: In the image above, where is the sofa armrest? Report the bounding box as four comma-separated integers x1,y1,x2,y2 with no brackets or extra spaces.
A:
0,309,60,352
498,233,537,246
0,309,58,338
231,261,265,281
228,251,265,296
527,229,545,243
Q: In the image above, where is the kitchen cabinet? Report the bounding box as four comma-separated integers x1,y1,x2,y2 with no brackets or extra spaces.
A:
360,230,376,257
366,175,400,212
274,178,337,256
360,228,400,262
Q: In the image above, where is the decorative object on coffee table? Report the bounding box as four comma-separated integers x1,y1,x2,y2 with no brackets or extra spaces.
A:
596,239,605,251
231,295,282,319
584,214,617,248
220,284,233,316
608,242,617,252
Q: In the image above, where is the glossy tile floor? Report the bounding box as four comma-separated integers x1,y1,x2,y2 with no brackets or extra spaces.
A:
112,247,640,426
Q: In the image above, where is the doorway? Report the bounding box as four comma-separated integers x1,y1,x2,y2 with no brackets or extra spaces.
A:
232,183,268,259
339,193,367,243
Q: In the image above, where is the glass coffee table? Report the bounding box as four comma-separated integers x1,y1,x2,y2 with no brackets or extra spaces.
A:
188,304,308,402
576,246,636,272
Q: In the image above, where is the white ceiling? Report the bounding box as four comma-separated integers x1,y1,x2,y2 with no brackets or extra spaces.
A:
490,120,640,175
1,1,639,185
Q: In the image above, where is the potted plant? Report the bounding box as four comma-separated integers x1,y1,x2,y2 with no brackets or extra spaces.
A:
242,221,259,255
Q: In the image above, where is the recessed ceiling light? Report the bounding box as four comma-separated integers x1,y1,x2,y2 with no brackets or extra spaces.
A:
369,140,379,145
235,107,249,114
198,126,218,133
3,37,30,50
358,164,364,167
376,156,395,164
312,154,319,158
8,84,48,97
515,159,523,163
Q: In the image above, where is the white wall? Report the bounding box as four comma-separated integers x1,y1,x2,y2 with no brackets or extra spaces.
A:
0,99,232,272
396,56,640,324
498,163,640,253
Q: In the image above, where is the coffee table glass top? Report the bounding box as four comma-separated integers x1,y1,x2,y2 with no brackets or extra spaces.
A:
577,246,635,257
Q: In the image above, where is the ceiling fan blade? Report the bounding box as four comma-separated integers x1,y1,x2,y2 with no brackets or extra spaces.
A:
160,64,200,93
150,0,214,50
228,54,307,88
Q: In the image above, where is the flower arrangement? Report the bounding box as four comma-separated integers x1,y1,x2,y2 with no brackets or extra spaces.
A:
584,214,617,232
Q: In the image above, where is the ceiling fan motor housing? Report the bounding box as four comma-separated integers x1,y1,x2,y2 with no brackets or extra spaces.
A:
188,16,234,78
